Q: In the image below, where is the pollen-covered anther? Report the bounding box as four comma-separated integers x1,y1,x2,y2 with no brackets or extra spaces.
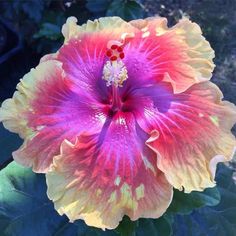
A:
102,60,128,87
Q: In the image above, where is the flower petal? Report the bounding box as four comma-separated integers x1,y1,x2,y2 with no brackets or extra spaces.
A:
125,17,215,93
0,60,106,172
58,17,136,103
134,81,236,192
46,112,173,229
62,16,134,42
57,34,110,103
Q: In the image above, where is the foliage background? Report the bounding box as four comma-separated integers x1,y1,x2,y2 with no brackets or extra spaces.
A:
0,0,236,235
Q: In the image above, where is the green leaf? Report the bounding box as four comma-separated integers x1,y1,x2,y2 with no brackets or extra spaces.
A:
0,124,22,169
136,216,172,236
0,162,106,236
106,0,144,21
167,186,220,215
1,162,232,236
0,162,62,235
115,215,172,236
172,164,236,236
86,0,111,13
0,161,171,236
115,216,138,236
34,23,62,40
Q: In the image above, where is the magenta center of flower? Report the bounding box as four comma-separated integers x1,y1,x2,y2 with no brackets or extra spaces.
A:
102,40,128,112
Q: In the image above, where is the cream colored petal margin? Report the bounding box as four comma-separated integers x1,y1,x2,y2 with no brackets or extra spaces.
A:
46,139,173,230
0,60,63,138
172,18,215,82
146,82,236,193
130,17,215,92
62,16,135,43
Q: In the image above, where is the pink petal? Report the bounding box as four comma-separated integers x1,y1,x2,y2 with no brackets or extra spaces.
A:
61,16,135,42
1,60,107,172
0,17,137,173
57,19,136,103
46,112,173,229
134,81,236,192
125,17,215,93
57,34,110,103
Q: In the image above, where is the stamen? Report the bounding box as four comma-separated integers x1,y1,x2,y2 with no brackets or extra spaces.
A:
106,50,112,57
102,60,128,87
117,46,123,52
119,52,124,59
110,55,118,61
111,45,118,50
102,40,128,87
105,41,124,62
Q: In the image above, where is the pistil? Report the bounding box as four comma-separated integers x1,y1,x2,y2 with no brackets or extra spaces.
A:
111,83,122,111
102,40,128,111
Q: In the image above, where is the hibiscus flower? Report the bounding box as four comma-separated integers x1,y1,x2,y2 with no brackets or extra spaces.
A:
0,16,235,229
